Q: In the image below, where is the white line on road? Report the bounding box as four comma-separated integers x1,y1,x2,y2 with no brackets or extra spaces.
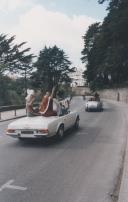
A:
0,179,27,192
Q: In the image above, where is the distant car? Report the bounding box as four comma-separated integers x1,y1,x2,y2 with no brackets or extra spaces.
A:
85,96,95,102
6,111,80,140
85,98,103,112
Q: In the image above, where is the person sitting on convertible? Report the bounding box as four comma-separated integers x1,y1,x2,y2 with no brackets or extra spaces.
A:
59,102,68,116
39,87,58,117
25,89,40,117
94,92,100,101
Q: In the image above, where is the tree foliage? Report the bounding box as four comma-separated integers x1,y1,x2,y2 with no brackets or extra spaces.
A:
81,0,128,90
31,45,74,92
0,33,34,105
0,76,25,105
0,34,34,75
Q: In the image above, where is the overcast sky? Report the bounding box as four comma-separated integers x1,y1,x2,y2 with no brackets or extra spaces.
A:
0,0,108,69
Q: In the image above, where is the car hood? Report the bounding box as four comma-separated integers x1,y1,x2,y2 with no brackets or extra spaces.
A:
8,116,58,130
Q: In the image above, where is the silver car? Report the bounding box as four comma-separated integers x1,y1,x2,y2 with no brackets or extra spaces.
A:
85,98,103,112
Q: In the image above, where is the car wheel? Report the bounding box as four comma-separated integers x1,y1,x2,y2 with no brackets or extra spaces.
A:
18,137,25,141
74,117,80,130
57,125,64,140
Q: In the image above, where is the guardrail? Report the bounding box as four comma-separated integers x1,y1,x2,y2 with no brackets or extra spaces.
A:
0,103,40,120
0,105,26,120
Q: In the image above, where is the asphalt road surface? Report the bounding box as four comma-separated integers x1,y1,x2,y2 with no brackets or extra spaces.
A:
0,97,127,202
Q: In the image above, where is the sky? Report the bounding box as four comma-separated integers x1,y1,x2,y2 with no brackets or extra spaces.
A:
0,0,108,69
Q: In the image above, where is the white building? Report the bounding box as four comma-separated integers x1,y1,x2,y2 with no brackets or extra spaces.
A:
70,68,85,87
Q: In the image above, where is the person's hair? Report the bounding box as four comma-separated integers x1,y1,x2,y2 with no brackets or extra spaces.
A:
25,89,35,102
46,91,50,95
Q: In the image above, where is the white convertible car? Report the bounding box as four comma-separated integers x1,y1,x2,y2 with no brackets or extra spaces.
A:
85,98,103,112
6,111,79,140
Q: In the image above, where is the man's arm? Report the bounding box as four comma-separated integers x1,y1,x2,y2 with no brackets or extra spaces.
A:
51,86,56,98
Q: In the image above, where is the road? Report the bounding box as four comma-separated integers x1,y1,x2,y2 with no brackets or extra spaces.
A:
0,97,127,202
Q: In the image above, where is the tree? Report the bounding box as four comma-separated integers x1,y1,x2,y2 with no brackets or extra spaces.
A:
0,34,35,97
31,45,74,92
16,54,35,95
81,0,128,90
98,0,128,85
0,34,34,75
81,23,104,89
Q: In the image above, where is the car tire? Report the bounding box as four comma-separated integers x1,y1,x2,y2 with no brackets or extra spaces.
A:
56,125,64,140
74,117,80,130
18,137,25,141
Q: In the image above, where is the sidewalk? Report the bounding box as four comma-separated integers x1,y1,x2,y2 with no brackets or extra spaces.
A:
0,109,26,122
118,108,128,202
118,141,128,202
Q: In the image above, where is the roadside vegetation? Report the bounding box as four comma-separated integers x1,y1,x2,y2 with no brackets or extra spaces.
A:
81,0,128,90
0,35,74,106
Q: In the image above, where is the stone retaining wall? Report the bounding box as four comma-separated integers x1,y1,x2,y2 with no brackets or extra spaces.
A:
72,86,90,95
99,88,128,103
71,86,128,103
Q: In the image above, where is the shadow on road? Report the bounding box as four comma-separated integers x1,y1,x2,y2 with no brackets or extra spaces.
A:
7,125,102,151
7,127,80,148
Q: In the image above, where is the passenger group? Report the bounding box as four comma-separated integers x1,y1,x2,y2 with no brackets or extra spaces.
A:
25,87,70,117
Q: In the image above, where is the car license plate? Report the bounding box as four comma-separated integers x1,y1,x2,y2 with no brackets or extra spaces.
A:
21,130,34,134
20,134,35,138
20,130,34,138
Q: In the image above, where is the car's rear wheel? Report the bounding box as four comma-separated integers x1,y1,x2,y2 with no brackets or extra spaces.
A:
86,106,90,111
101,107,103,111
74,117,79,130
18,137,25,141
56,125,64,140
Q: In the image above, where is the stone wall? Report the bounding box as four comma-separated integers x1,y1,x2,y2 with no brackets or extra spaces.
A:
72,86,90,95
99,88,128,103
72,86,128,104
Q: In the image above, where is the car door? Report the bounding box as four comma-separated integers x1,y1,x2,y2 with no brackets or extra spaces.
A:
63,112,75,130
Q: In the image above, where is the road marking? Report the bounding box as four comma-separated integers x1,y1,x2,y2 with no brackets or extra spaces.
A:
0,180,27,192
